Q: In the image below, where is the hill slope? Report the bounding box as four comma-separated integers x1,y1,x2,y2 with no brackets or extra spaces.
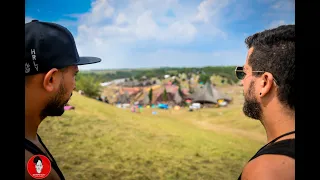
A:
39,86,265,180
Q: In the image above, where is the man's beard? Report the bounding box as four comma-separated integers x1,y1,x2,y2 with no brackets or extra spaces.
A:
243,80,263,120
40,83,72,117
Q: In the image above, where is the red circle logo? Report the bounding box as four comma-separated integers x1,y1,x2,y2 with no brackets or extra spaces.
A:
27,155,51,179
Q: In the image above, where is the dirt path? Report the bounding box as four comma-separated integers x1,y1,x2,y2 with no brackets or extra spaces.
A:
192,120,266,143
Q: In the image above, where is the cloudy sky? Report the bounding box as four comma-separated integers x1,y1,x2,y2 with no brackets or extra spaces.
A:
26,0,295,70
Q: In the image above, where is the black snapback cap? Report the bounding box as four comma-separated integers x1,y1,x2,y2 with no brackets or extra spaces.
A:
25,20,101,76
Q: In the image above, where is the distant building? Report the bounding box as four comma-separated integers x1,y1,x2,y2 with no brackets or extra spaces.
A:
100,78,127,87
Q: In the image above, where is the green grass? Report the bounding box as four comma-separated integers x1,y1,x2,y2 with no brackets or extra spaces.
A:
38,85,266,180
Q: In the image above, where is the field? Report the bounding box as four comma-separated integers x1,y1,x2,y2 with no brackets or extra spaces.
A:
38,85,266,180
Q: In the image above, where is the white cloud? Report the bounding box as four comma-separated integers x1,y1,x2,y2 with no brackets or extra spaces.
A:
73,0,230,70
75,1,201,43
91,48,247,68
115,13,127,25
271,0,295,11
268,20,286,29
79,0,115,25
192,0,229,24
25,0,294,70
25,16,33,23
263,0,294,30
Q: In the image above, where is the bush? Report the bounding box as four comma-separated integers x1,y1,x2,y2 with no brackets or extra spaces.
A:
76,73,102,98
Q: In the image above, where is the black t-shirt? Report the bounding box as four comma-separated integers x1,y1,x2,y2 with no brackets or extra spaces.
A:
24,134,65,180
237,131,295,180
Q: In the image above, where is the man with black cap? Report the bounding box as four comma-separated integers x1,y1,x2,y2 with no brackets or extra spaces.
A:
25,20,101,180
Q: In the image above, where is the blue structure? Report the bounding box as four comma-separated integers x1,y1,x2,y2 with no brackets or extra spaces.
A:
158,103,169,109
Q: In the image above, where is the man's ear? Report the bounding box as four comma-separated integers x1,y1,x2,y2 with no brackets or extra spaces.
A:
259,72,276,97
42,68,60,92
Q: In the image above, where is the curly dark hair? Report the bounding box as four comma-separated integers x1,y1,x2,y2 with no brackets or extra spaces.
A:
33,156,42,164
245,24,295,111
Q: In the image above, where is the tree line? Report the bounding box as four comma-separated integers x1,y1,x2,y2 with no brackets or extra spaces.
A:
81,66,238,83
75,66,239,98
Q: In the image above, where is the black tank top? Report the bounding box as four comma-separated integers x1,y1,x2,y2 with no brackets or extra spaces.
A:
237,131,295,180
24,134,65,180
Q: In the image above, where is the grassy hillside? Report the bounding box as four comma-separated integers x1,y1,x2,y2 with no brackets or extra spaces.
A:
38,85,266,180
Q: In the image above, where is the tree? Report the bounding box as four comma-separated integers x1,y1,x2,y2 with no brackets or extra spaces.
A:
148,88,153,104
172,78,180,85
187,73,193,94
178,86,184,98
76,74,101,98
198,74,211,84
162,88,168,102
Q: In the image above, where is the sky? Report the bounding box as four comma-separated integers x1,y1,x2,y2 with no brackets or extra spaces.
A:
25,0,295,70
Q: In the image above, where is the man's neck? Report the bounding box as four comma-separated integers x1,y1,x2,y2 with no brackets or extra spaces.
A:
25,88,45,142
25,112,43,142
261,107,295,143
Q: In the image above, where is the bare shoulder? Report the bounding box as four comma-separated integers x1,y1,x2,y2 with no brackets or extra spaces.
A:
25,150,60,180
241,154,295,180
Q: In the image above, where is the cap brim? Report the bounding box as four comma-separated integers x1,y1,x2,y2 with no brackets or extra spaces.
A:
77,56,101,65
